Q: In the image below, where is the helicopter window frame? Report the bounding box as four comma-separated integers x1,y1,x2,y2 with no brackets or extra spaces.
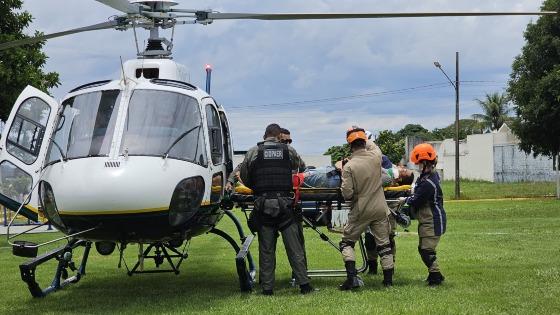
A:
218,110,234,174
6,97,51,165
45,89,122,165
205,103,223,166
121,89,208,167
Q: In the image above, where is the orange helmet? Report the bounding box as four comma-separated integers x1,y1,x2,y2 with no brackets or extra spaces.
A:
346,126,367,144
410,143,437,164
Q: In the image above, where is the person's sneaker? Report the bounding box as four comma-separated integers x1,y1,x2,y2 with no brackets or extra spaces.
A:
300,283,315,294
262,289,274,295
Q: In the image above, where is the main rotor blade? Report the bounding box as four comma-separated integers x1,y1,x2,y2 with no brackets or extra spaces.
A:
0,20,121,51
205,11,559,21
94,0,142,14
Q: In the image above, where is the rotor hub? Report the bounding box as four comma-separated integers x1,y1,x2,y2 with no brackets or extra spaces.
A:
131,0,178,11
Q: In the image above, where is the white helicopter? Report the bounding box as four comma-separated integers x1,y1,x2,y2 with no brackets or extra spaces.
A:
0,0,555,298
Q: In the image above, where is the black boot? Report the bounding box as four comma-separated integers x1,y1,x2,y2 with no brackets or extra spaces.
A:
300,283,315,294
382,268,393,287
427,272,445,286
262,289,274,295
367,260,378,275
339,261,362,290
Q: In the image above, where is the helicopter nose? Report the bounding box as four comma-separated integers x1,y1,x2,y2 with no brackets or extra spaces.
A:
168,176,205,227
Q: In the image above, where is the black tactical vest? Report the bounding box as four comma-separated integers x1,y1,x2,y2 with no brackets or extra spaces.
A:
250,142,292,195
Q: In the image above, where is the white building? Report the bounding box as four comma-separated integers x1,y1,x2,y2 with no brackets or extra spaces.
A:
408,124,556,182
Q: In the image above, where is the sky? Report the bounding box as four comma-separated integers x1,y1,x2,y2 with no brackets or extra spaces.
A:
19,0,542,154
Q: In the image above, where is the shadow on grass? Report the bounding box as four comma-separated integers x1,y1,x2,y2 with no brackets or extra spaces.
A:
9,262,451,314
14,265,251,313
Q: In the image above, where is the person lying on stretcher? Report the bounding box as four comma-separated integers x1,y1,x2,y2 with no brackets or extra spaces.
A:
382,164,415,187
299,159,413,189
232,157,413,194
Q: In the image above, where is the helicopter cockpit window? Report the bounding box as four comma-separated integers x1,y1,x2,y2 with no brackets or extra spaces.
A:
6,97,51,165
46,90,121,163
205,104,223,165
121,90,207,166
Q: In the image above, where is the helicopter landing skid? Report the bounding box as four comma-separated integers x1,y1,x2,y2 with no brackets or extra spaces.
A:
126,242,188,276
209,228,256,292
19,239,91,298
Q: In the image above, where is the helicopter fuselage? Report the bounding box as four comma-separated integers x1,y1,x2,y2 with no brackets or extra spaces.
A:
0,59,234,243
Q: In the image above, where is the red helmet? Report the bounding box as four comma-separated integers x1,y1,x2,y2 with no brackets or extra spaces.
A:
346,126,367,144
410,143,437,164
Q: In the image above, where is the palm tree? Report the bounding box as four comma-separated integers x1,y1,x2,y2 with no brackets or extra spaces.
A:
472,92,511,131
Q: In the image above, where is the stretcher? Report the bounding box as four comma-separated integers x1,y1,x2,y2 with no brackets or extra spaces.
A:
229,185,411,278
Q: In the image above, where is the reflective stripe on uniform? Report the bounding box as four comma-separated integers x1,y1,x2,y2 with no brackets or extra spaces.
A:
426,178,444,236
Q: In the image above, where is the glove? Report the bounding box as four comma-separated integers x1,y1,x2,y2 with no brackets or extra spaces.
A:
225,182,234,193
394,212,411,228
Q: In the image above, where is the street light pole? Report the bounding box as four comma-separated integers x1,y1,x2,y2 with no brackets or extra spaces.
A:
454,52,460,200
434,52,460,199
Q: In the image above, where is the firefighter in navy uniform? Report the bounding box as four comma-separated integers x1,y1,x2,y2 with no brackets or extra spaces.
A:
403,143,447,286
239,124,313,295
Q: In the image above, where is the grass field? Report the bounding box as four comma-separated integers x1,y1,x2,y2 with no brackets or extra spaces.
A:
1,197,559,314
441,180,557,200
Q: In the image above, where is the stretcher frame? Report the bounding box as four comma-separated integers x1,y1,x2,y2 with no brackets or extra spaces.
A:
230,187,370,277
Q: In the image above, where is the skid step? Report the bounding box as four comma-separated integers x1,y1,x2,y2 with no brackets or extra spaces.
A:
12,240,39,258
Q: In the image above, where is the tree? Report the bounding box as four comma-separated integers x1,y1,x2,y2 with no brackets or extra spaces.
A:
323,129,405,165
376,130,405,164
324,143,351,165
508,0,560,198
431,119,483,141
0,0,59,121
471,92,511,131
396,124,432,140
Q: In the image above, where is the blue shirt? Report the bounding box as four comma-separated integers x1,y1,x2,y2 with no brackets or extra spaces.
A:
303,166,341,188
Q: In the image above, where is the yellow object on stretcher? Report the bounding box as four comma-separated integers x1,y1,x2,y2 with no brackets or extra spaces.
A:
235,184,253,195
384,185,411,191
236,183,410,195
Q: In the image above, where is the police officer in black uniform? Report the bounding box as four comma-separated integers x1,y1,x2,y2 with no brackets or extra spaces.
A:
239,123,313,295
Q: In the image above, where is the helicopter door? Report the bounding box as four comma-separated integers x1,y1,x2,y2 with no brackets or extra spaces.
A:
0,86,60,221
218,110,234,175
204,100,225,203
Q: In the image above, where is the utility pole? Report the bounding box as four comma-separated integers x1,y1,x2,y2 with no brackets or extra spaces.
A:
557,150,559,199
455,52,460,200
434,52,460,199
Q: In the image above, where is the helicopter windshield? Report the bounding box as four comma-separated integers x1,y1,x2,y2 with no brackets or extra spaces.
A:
46,90,122,163
120,90,207,165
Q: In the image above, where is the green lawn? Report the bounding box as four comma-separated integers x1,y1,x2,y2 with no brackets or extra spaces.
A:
1,199,559,314
441,180,557,200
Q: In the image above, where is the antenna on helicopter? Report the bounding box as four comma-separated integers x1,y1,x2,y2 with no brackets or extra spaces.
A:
205,64,212,94
120,56,127,84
